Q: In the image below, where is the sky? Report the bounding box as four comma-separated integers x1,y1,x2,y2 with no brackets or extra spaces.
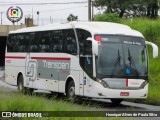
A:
0,0,102,25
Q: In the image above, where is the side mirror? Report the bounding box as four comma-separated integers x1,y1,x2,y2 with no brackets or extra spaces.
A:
87,37,98,56
145,41,158,58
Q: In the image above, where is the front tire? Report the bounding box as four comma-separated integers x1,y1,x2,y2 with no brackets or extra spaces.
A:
67,81,76,101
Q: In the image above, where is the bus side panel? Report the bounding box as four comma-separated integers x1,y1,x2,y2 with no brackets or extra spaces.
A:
30,53,69,92
5,65,17,85
79,70,84,96
58,54,82,94
5,53,26,86
32,78,58,92
70,70,80,95
68,55,82,95
58,69,70,93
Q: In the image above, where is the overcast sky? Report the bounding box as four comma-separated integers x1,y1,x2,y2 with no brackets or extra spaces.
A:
0,0,102,25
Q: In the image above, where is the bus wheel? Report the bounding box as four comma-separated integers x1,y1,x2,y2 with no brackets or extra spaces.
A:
67,81,76,101
17,75,26,93
111,99,123,106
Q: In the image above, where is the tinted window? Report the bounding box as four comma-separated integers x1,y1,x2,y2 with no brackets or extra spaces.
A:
7,35,14,52
76,29,92,55
17,34,30,52
39,31,51,52
50,30,63,52
63,29,77,55
76,29,93,78
7,33,30,52
29,33,39,52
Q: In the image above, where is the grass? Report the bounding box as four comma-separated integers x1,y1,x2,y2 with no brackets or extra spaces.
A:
0,88,130,120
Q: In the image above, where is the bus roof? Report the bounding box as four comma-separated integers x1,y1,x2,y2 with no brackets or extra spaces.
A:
9,21,143,38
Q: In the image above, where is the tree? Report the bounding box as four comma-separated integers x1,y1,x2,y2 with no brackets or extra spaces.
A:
67,14,78,22
146,0,159,18
93,0,159,19
94,0,134,18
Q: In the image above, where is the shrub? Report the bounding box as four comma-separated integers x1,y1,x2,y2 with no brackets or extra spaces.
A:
94,13,120,23
121,18,160,44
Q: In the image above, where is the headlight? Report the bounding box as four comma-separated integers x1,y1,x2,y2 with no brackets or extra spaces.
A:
96,78,109,88
140,81,148,88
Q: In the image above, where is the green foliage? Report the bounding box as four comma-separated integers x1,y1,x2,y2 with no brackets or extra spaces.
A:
0,91,127,120
94,13,120,23
94,0,159,18
121,18,160,44
67,14,78,22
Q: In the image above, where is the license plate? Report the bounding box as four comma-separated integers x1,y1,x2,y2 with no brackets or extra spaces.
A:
120,92,129,96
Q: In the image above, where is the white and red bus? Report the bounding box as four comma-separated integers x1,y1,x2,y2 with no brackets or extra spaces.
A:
5,22,158,105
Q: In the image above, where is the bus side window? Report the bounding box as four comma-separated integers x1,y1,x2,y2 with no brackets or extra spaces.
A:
76,29,92,55
63,29,77,55
18,34,26,52
24,34,30,52
48,32,54,52
39,31,51,52
51,30,63,52
76,29,93,78
29,33,39,52
14,35,19,52
7,35,14,52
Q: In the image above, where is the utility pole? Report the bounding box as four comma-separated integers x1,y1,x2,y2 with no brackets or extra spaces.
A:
50,16,52,24
88,0,91,21
0,12,4,25
92,1,94,21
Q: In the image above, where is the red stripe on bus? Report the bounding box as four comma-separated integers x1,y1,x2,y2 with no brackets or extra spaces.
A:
126,78,128,87
5,56,26,59
31,57,71,60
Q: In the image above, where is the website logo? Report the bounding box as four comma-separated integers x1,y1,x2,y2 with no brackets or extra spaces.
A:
10,8,19,17
2,112,11,117
7,6,23,23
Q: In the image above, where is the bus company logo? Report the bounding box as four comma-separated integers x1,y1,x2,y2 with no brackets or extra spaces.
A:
6,6,23,23
43,60,70,69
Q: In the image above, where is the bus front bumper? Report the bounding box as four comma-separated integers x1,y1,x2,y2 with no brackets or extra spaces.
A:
91,83,148,99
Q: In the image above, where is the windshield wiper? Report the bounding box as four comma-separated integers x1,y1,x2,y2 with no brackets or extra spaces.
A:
111,49,121,76
127,49,139,77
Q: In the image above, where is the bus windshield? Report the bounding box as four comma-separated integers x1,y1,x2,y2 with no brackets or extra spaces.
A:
96,35,148,79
